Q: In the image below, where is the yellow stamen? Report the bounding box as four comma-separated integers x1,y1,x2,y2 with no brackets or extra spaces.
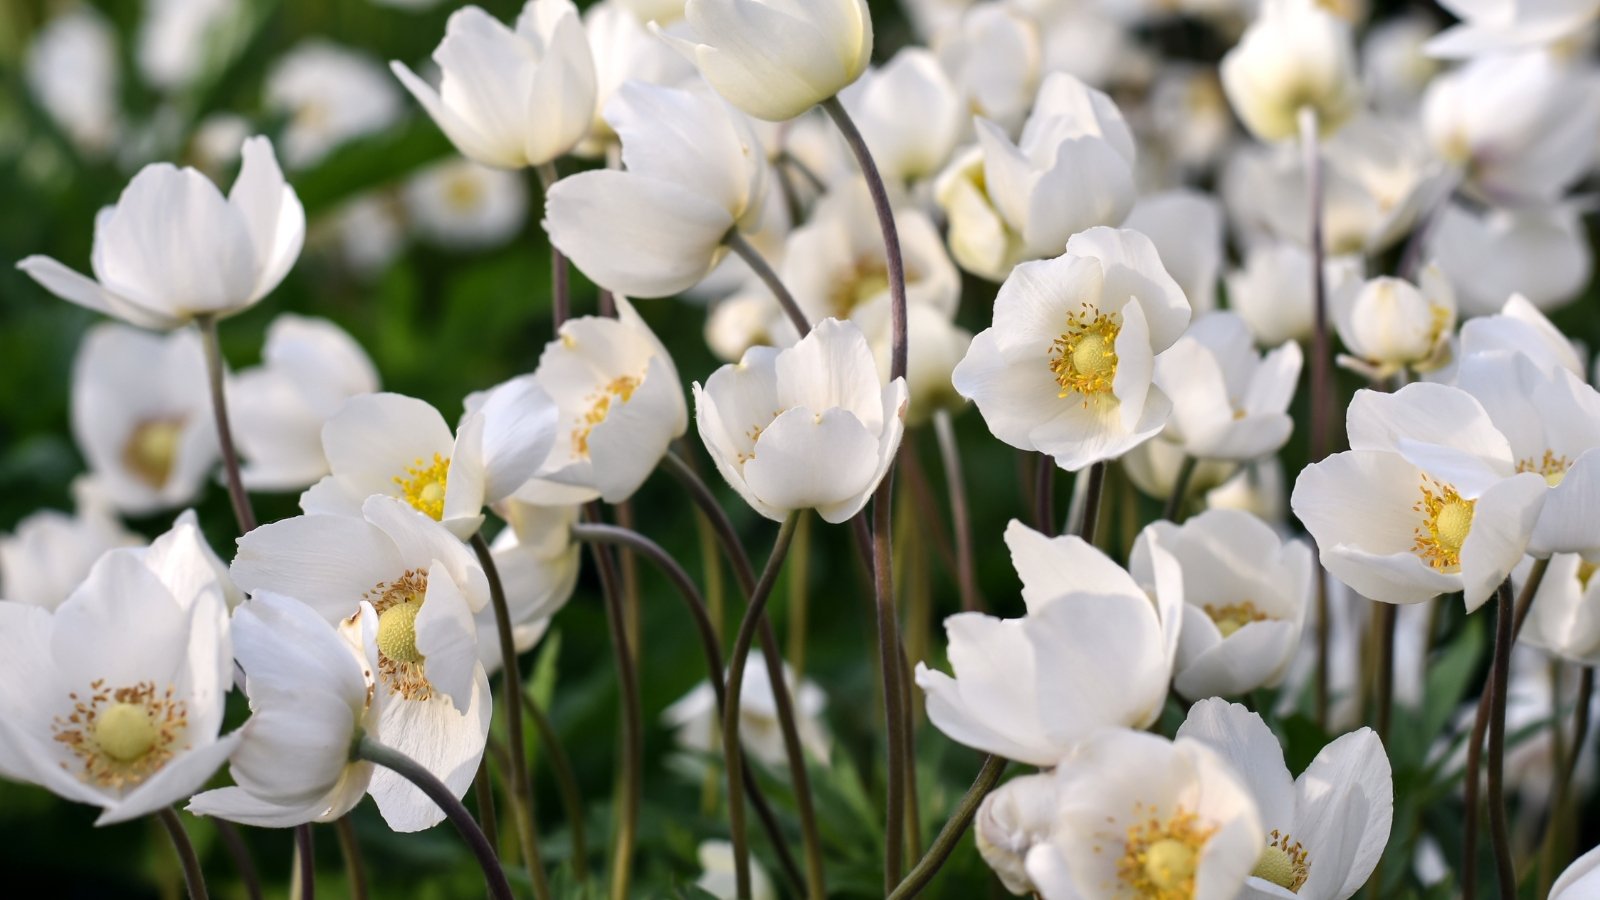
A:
123,418,185,489
1117,804,1216,900
1048,305,1121,404
1252,830,1311,892
1204,601,1270,638
1518,449,1573,488
829,257,891,319
53,680,187,789
366,569,434,700
394,454,450,520
572,375,642,457
377,598,425,665
1413,478,1474,573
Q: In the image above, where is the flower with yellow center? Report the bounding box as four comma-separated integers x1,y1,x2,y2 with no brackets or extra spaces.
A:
572,375,641,458
122,418,186,489
1252,831,1311,892
1412,479,1475,573
1117,805,1216,898
394,453,450,520
1049,306,1121,403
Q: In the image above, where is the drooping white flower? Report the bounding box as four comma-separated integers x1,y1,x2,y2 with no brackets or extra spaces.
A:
1458,295,1585,380
1137,512,1311,699
1178,699,1392,899
0,480,142,611
25,7,120,157
975,772,1059,896
1361,16,1441,114
188,592,380,826
391,1,597,170
265,41,404,169
841,48,964,183
1425,201,1593,316
695,318,907,523
1220,0,1361,141
931,4,1042,137
1332,266,1455,381
480,502,581,675
1156,312,1302,462
402,159,529,250
18,137,304,330
656,0,874,122
229,314,380,492
576,0,697,157
322,194,408,279
662,652,830,768
1427,0,1600,57
231,496,492,832
1519,554,1600,667
695,839,777,900
915,521,1182,766
952,227,1190,472
71,325,218,516
1124,436,1241,504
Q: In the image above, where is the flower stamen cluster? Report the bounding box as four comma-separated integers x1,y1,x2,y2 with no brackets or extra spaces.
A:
1049,305,1121,404
1517,449,1573,487
53,680,188,789
572,375,641,458
122,418,186,490
394,454,450,520
1253,829,1311,892
1204,600,1270,638
365,569,432,700
1412,478,1475,572
1116,802,1216,899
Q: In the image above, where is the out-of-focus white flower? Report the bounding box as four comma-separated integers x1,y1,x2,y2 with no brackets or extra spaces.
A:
1225,241,1362,347
516,298,686,505
1332,266,1456,381
1422,51,1600,205
392,1,597,170
1141,66,1236,182
71,325,218,516
1553,842,1600,897
1427,0,1600,57
1138,511,1311,698
1157,312,1302,462
482,502,580,675
1206,458,1289,527
576,0,696,157
26,7,120,157
915,522,1182,765
1220,0,1361,141
953,228,1190,472
1426,201,1593,316
1362,16,1441,113
546,82,767,297
1031,0,1153,90
1520,554,1600,666
230,314,380,492
874,305,972,428
1024,729,1264,900
1123,190,1224,315
232,496,492,832
696,839,777,900
696,318,906,523
323,194,407,278
1292,383,1547,609
663,652,830,768
658,0,874,122
937,74,1138,282
1178,699,1392,899
265,41,403,169
932,3,1041,136
188,593,379,826
706,283,784,363
138,0,241,91
402,159,529,250
302,381,557,539
0,480,142,610
19,137,303,330
975,772,1058,896
190,114,252,174
1459,294,1586,380
842,48,963,183
1124,435,1240,503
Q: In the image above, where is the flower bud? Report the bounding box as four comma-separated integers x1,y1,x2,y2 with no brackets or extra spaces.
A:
1220,0,1360,141
1333,265,1455,380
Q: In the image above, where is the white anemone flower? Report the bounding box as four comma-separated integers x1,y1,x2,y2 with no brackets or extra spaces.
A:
264,41,404,170
188,593,380,826
480,502,582,675
138,0,241,91
229,314,380,492
841,48,964,183
19,137,303,330
1427,0,1600,58
1458,294,1585,380
0,479,142,610
662,652,830,768
72,324,218,516
1178,699,1392,899
975,772,1059,896
914,521,1182,765
1291,383,1547,610
1124,190,1224,315
931,4,1042,137
1520,554,1600,666
1425,201,1592,316
576,0,697,157
1220,0,1361,141
1155,312,1303,462
25,7,120,157
391,1,597,170
231,496,492,832
301,379,557,540
1025,729,1264,900
0,538,235,824
694,318,907,524
952,227,1191,472
402,159,530,251
1332,266,1456,381
1225,242,1361,347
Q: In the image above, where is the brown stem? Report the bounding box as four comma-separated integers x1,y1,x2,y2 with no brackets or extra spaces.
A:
582,503,640,900
535,164,571,328
932,410,982,612
195,315,256,534
1486,580,1516,899
158,808,210,900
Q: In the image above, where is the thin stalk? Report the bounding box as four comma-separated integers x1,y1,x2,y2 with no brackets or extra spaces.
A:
334,817,368,900
1486,579,1516,899
1538,665,1594,894
1034,454,1055,533
473,764,500,859
1073,462,1108,541
582,504,640,900
1374,602,1397,743
469,533,553,900
294,824,315,900
901,447,959,592
873,474,909,892
722,516,801,900
618,502,641,665
355,736,514,900
1300,105,1334,734
725,231,811,337
535,164,571,328
932,410,981,612
214,820,263,900
195,315,256,534
1163,455,1198,523
886,755,1007,900
788,511,813,677
520,692,590,882
157,807,209,900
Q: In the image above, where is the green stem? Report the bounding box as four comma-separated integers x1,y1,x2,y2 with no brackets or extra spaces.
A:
932,410,981,612
886,755,1007,900
1300,105,1334,734
472,762,500,859
873,474,909,891
157,807,209,900
1486,580,1516,899
519,691,590,882
1163,455,1198,523
334,817,368,900
535,163,571,328
788,511,813,678
195,315,256,534
582,504,640,900
1374,602,1397,744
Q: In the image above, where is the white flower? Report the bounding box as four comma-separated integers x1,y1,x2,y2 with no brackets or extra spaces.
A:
975,772,1059,896
515,298,686,505
874,305,973,428
1291,383,1547,609
230,314,380,492
695,839,777,900
1362,16,1441,113
1425,201,1592,316
302,379,557,540
0,480,142,610
952,227,1190,472
1553,843,1600,898
662,652,830,768
1124,436,1240,503
0,539,235,824
1206,458,1290,527
231,496,492,832
1178,699,1392,899
937,73,1138,282
1225,241,1361,347
545,81,767,297
915,521,1182,765
480,502,581,675
138,0,240,91
931,4,1041,137
1156,312,1302,461
1220,0,1360,141
188,593,379,826
1520,554,1600,667
841,48,964,182
576,0,697,157
1459,294,1585,380
1427,0,1600,57
391,1,597,169
265,41,404,169
323,194,408,279
25,7,120,157
1124,190,1224,315
71,325,218,516
695,318,906,523
1137,511,1312,699
1332,266,1456,381
1024,729,1264,900
18,137,304,330
1142,67,1235,181
658,0,874,122
402,159,529,250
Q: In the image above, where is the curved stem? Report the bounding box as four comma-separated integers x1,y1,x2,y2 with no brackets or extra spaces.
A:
582,503,641,900
873,475,909,891
334,817,368,900
469,533,554,900
1073,462,1107,541
932,411,981,613
519,692,590,882
294,824,315,900
1163,456,1198,523
725,231,811,337
355,736,514,900
1486,579,1516,900
213,820,263,900
723,515,801,899
536,163,572,328
157,807,210,900
195,315,256,534
887,755,1007,900
1300,106,1334,734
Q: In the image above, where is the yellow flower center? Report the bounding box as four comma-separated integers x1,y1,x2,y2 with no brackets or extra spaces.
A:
1252,831,1311,892
1580,560,1598,589
365,570,434,700
830,258,891,319
1413,479,1475,573
1118,804,1216,899
1049,306,1121,404
1204,601,1269,638
1518,449,1573,488
572,375,642,458
123,418,185,489
394,454,450,520
443,170,485,212
377,598,425,665
53,681,187,789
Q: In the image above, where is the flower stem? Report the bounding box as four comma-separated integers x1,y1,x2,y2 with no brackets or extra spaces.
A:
886,754,1007,900
536,163,571,328
1299,106,1335,733
355,736,514,900
519,691,590,882
334,817,368,900
469,532,554,900
213,820,263,900
787,511,813,677
1034,454,1055,533
195,315,256,534
872,472,910,892
1374,602,1397,743
1163,455,1198,523
1486,579,1516,900
933,410,982,613
294,824,315,900
581,503,640,900
157,807,210,900
1073,461,1107,541
725,230,811,337
472,760,500,857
